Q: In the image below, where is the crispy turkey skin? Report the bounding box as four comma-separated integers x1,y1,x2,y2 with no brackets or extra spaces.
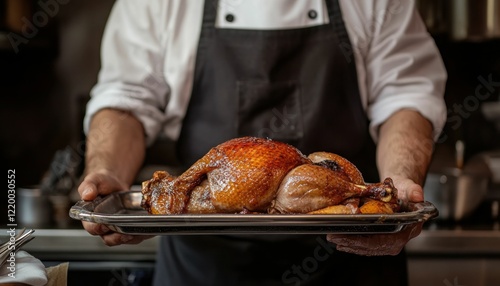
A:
141,137,310,214
141,137,399,215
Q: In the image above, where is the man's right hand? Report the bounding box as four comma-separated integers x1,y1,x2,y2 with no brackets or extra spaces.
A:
78,170,153,246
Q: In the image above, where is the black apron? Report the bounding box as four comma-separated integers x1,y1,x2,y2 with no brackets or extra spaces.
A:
154,0,407,285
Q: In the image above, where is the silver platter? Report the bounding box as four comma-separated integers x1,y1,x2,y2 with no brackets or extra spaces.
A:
69,191,438,235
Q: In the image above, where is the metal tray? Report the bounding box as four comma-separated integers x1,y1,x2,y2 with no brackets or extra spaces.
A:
69,191,438,235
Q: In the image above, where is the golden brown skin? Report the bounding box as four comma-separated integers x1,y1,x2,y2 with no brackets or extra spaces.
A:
308,152,364,184
141,137,310,214
270,165,398,214
300,152,400,214
141,137,399,215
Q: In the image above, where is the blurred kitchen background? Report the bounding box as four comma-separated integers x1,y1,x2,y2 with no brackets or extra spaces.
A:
0,0,500,285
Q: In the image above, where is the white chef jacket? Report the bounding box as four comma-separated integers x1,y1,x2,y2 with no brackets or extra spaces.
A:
85,0,447,146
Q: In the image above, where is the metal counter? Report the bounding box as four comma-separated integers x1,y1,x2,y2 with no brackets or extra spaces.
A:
0,228,158,261
405,224,500,286
406,227,500,256
2,226,500,261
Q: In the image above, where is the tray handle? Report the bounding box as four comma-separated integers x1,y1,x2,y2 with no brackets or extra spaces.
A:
68,196,104,222
412,201,439,222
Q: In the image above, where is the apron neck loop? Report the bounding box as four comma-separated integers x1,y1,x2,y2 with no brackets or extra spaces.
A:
203,0,218,28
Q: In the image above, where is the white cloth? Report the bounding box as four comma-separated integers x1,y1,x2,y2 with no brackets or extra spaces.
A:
85,0,447,145
0,251,48,286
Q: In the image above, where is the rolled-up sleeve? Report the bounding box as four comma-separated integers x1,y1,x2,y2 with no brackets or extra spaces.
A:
364,1,447,142
84,0,169,146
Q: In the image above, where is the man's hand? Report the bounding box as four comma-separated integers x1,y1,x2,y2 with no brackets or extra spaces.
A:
78,170,153,246
327,109,434,256
326,176,423,256
79,108,149,246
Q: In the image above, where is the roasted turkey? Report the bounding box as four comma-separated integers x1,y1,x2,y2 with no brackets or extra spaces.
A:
141,137,400,215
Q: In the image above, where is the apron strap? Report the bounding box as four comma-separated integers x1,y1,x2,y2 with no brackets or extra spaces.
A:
328,0,350,42
202,0,217,28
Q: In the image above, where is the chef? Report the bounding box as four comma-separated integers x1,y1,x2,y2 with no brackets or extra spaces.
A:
78,0,447,285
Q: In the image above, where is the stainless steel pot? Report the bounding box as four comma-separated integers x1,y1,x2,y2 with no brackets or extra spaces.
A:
423,168,490,221
17,186,53,228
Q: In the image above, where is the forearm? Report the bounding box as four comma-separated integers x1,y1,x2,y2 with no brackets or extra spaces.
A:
85,108,146,186
376,109,434,186
329,110,431,255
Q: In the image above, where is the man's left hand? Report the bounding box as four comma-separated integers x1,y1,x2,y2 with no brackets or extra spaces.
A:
326,176,423,256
